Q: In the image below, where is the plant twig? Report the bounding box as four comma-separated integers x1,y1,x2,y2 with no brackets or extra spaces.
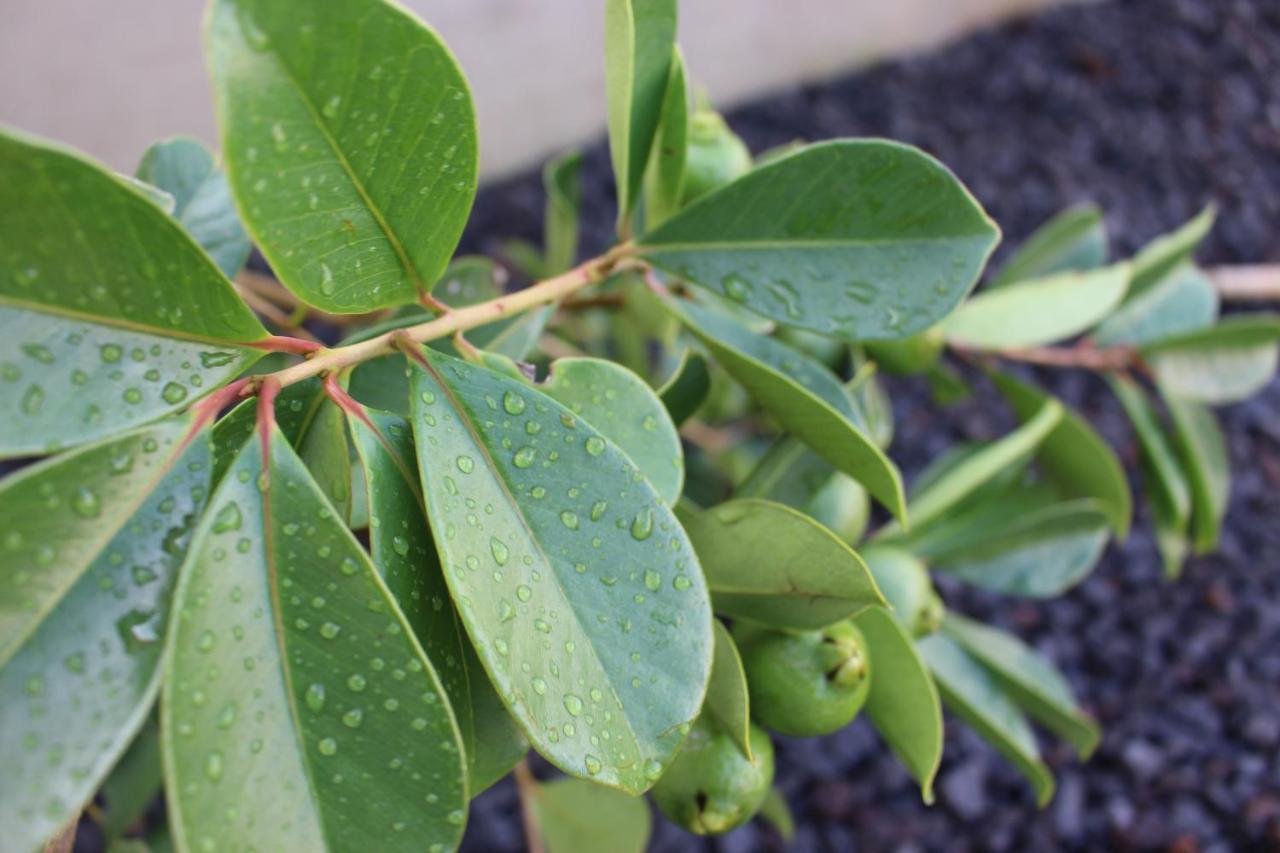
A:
42,817,77,853
1208,264,1280,303
952,340,1142,373
232,283,323,342
512,758,546,853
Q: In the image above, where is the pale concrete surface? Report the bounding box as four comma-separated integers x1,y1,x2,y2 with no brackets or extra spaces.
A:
1,0,1078,180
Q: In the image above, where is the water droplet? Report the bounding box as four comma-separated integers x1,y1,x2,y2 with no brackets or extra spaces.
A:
532,677,547,695
21,385,44,415
342,708,364,728
123,388,143,405
584,754,602,775
162,382,188,404
320,622,341,639
212,502,242,533
644,759,663,780
584,436,606,457
447,810,465,827
498,599,515,622
456,456,475,474
347,674,367,692
21,343,53,364
560,511,580,530
196,630,216,653
204,750,224,782
392,536,410,556
630,509,654,541
502,391,526,415
100,344,122,363
644,570,661,591
319,263,336,296
63,652,85,674
512,446,536,468
217,702,238,730
318,737,338,756
722,273,754,303
673,574,692,590
70,487,101,518
490,537,509,565
515,584,532,602
305,683,326,712
322,95,342,118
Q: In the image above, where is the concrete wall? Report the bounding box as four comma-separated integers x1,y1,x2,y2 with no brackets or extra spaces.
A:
1,0,1076,179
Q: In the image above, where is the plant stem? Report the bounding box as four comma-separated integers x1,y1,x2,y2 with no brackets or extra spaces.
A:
512,758,546,853
952,340,1142,373
1208,264,1280,303
261,245,630,391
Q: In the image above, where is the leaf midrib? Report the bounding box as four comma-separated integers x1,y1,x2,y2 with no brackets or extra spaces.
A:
638,233,993,253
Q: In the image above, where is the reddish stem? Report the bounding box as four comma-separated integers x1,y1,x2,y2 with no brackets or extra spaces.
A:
322,373,375,430
249,335,325,357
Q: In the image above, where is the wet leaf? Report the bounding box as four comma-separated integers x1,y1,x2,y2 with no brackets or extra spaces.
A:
1143,315,1280,404
540,358,684,504
348,407,526,794
163,426,467,850
208,0,477,312
657,348,710,426
0,128,265,457
605,0,678,230
682,499,883,630
943,614,1099,758
545,151,584,274
705,620,752,760
991,372,1131,536
135,137,251,277
0,416,210,852
1163,393,1229,554
638,140,1000,341
853,606,943,802
98,713,163,840
643,48,689,228
532,776,651,853
990,203,1107,287
944,263,1130,349
1091,263,1217,348
918,633,1054,805
407,348,713,793
666,299,905,521
1126,205,1215,302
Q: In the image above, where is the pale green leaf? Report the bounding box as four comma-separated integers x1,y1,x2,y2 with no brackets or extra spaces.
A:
990,203,1107,287
705,620,752,760
944,263,1130,349
638,140,1000,341
1143,315,1280,404
163,427,467,850
0,417,210,852
407,348,713,793
1091,263,1218,348
98,714,163,840
532,777,651,853
656,348,710,426
0,128,266,456
208,0,477,312
1126,205,1215,302
642,48,688,229
1163,393,1229,554
544,151,584,274
758,787,795,841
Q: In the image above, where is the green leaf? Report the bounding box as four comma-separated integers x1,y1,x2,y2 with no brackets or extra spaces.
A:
1107,375,1190,576
681,499,883,629
918,633,1054,805
1142,315,1280,404
604,0,678,230
991,372,1131,536
1163,394,1229,554
893,400,1063,533
853,606,943,802
944,263,1130,349
943,614,1099,758
407,348,713,792
98,713,162,840
0,416,210,852
0,128,266,457
657,348,710,426
637,140,1001,341
163,426,467,850
208,0,477,312
643,48,689,229
544,151,584,274
348,408,526,794
705,620,752,760
990,203,1108,287
667,299,906,520
540,358,684,505
532,777,652,853
135,137,251,277
1126,205,1215,301
758,787,796,842
1091,263,1218,348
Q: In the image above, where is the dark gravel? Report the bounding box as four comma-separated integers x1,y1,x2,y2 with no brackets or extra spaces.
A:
459,0,1280,850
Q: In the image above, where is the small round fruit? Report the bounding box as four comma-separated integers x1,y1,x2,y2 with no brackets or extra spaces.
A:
680,111,752,205
650,716,775,835
804,473,870,545
863,546,939,636
739,622,871,737
865,327,945,376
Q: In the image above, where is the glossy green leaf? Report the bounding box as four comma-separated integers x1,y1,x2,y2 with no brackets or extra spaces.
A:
407,348,713,792
545,151,584,274
163,427,467,850
918,633,1054,805
98,714,163,840
1108,375,1190,576
1142,315,1280,404
0,416,210,852
643,48,689,228
990,203,1107,287
705,620,752,760
758,787,796,842
349,408,527,794
1091,263,1217,348
135,137,251,277
657,348,710,426
540,358,684,504
894,400,1062,533
1163,394,1229,554
667,299,905,520
853,606,943,802
638,140,1000,341
208,0,477,312
943,614,1099,758
992,372,1131,536
944,263,1130,349
0,128,266,457
604,0,678,230
1126,205,1215,302
681,499,883,630
532,777,652,853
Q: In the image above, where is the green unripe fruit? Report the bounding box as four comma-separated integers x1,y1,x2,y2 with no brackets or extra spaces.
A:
650,716,774,835
739,621,871,737
862,546,943,637
804,472,870,545
680,111,752,205
865,326,945,376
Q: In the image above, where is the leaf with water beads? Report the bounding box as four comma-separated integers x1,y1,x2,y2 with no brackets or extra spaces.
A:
0,415,212,852
407,347,714,793
162,427,467,851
